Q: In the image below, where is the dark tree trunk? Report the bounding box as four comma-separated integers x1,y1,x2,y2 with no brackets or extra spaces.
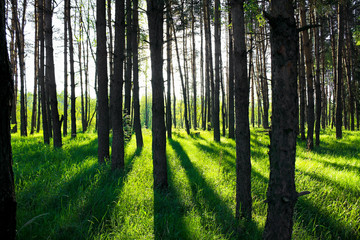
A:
263,1,299,238
39,0,49,144
213,0,220,142
200,7,205,130
13,0,27,136
231,0,251,220
345,5,354,131
63,0,68,136
314,13,321,146
10,2,17,133
336,3,344,139
299,36,306,140
0,1,16,237
228,5,234,138
147,0,167,189
300,0,314,150
111,0,125,170
191,0,197,131
166,1,172,139
124,0,132,117
132,0,143,148
78,4,85,133
45,0,62,148
67,0,76,138
97,0,109,163
31,0,39,135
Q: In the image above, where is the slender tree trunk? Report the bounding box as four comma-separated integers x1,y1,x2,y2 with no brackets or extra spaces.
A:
147,0,167,189
299,35,306,140
10,2,17,133
261,24,269,129
345,5,354,131
31,0,39,135
191,0,197,130
38,0,49,144
111,0,125,170
336,3,344,139
231,0,251,220
200,7,205,130
78,3,86,133
330,17,337,129
263,1,299,238
0,1,16,237
213,0,220,142
300,0,314,150
228,5,235,138
314,13,321,146
132,0,143,148
45,0,62,148
63,0,68,136
166,1,172,138
97,0,109,163
124,0,132,117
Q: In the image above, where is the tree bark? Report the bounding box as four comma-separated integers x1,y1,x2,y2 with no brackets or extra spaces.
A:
166,0,172,139
124,0,132,117
231,0,251,220
263,1,299,238
31,0,39,135
63,0,68,136
0,1,17,237
336,3,344,139
39,0,49,144
191,0,197,131
67,0,76,138
147,0,167,189
45,0,62,148
213,0,220,142
111,0,125,170
314,12,321,146
228,5,234,138
97,0,110,163
132,0,143,148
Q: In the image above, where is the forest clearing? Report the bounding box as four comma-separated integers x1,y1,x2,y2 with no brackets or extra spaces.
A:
12,129,360,239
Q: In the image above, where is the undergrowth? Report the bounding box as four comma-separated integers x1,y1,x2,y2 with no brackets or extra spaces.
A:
12,128,360,239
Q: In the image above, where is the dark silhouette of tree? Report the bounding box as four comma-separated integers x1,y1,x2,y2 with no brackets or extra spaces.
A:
45,0,62,148
336,2,344,139
97,0,109,163
0,1,16,237
263,0,301,238
147,0,168,189
231,0,251,220
213,0,220,142
111,0,125,170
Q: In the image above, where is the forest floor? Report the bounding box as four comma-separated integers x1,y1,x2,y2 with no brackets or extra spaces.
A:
12,128,360,239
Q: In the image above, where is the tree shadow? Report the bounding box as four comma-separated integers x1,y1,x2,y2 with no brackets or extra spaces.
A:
168,139,262,239
16,138,140,239
295,197,359,239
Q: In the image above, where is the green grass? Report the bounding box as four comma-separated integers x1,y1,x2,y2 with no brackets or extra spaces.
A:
12,128,360,239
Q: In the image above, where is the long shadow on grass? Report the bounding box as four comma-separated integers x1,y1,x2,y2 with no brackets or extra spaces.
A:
295,197,359,239
169,139,262,239
17,144,140,240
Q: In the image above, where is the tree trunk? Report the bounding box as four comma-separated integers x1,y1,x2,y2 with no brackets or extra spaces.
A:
63,0,68,136
124,0,132,117
191,0,197,131
132,0,143,148
299,35,306,140
111,0,125,170
97,0,110,163
263,1,299,238
31,0,39,135
228,5,235,138
314,12,321,146
38,0,49,144
166,1,172,139
213,0,220,142
300,0,314,150
147,0,167,189
45,0,62,148
10,2,17,133
0,1,17,237
67,0,76,138
336,3,344,139
231,0,251,220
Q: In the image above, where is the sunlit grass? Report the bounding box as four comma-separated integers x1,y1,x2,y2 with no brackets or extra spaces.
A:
12,128,360,239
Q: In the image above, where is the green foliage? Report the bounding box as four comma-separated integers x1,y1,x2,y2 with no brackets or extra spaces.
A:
12,129,360,239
